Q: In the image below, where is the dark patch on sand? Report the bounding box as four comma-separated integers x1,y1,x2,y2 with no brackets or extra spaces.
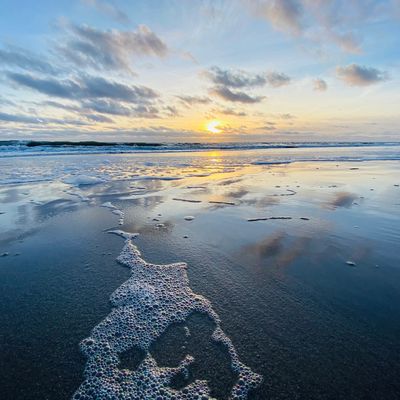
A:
173,198,202,203
248,216,292,222
150,313,237,400
330,192,358,208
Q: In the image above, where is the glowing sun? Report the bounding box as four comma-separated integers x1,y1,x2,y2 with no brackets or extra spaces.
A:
206,120,222,134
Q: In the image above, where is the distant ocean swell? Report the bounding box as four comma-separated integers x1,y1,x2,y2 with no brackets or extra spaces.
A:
1,140,400,157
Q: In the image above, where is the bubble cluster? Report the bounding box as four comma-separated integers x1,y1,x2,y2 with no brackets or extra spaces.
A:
101,201,124,225
73,230,262,399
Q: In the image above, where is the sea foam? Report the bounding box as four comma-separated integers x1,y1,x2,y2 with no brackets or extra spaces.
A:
73,231,262,399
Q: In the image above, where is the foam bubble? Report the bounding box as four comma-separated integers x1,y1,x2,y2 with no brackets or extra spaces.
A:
107,230,138,240
73,233,262,399
184,326,191,337
101,201,117,210
101,202,124,225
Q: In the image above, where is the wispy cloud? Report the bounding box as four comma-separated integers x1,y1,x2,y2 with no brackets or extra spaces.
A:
249,0,392,54
8,72,159,103
82,0,131,24
46,97,162,119
57,24,168,73
336,64,388,86
176,95,211,106
84,113,114,123
278,113,296,119
0,45,59,74
266,71,291,87
81,99,133,116
0,95,15,106
0,111,41,124
313,78,327,91
0,111,93,126
91,100,162,119
216,107,247,117
210,86,265,103
163,105,179,117
256,0,303,35
204,66,266,88
258,121,277,131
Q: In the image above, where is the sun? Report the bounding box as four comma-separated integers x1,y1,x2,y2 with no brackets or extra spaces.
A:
206,120,222,134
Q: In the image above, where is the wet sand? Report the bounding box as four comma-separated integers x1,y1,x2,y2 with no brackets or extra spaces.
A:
1,151,400,399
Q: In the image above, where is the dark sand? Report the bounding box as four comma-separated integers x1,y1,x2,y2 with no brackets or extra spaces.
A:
1,154,400,399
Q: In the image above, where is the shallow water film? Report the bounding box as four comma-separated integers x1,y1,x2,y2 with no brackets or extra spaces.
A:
1,146,400,399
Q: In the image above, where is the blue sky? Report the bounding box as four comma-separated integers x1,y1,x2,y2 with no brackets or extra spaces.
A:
0,0,399,142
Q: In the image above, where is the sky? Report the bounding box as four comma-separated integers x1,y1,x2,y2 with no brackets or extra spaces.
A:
0,0,399,142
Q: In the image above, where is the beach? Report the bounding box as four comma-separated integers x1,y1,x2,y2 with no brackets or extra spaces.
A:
1,144,400,399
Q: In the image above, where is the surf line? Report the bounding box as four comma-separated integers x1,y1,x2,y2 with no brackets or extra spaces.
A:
73,229,262,399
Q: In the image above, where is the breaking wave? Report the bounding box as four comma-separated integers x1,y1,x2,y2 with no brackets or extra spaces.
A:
1,140,400,157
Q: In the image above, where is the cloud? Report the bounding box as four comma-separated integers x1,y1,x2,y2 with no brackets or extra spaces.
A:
266,71,291,87
278,113,295,119
45,97,164,119
250,0,391,54
336,64,388,86
131,105,160,118
204,66,266,88
210,86,265,103
256,0,303,35
82,0,131,24
204,67,292,89
163,105,179,117
176,95,211,106
8,72,79,98
0,111,91,126
258,122,277,131
81,99,133,115
8,72,159,103
0,102,161,128
328,31,360,54
58,24,168,72
84,113,114,123
217,107,247,117
0,45,58,74
81,99,162,119
313,78,327,91
0,111,40,124
43,100,81,112
0,95,15,106
204,67,270,104
181,51,198,64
